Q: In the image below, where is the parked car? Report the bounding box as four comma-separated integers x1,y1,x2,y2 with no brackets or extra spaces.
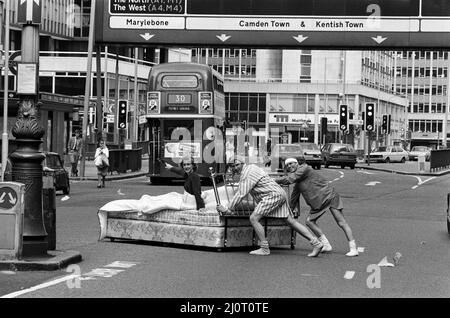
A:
297,142,323,169
321,143,357,169
368,146,408,163
408,146,431,161
43,152,70,194
270,143,304,172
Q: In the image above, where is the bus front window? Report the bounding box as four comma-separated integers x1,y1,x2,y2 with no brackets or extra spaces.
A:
161,75,198,88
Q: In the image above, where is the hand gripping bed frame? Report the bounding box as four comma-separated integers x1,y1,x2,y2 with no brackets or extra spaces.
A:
97,170,298,251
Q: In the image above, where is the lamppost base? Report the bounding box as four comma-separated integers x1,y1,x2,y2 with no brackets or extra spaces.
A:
22,237,48,257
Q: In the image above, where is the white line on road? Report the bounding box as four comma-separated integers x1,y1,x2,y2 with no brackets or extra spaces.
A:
357,170,375,175
411,176,436,189
329,171,344,184
0,274,80,298
365,181,381,186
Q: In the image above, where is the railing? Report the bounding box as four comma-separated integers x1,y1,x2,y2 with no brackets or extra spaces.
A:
430,149,450,172
108,148,142,174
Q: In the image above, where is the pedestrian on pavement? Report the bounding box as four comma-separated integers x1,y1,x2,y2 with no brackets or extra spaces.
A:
161,156,206,210
216,155,323,256
274,157,359,257
67,130,83,177
94,138,109,188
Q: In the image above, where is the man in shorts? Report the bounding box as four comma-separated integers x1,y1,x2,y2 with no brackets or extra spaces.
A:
274,157,359,257
216,155,323,257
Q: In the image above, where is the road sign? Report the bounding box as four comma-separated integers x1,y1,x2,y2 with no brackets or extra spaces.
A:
349,119,364,125
96,0,450,48
0,182,25,260
18,0,42,25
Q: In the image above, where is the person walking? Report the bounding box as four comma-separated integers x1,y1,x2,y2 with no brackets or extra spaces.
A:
275,157,359,257
94,138,109,188
67,130,83,177
216,155,323,256
161,156,205,210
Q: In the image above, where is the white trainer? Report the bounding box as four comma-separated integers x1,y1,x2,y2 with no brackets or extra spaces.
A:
249,248,270,256
345,240,359,257
319,235,333,252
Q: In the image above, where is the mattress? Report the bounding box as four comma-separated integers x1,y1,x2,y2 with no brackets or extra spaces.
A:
104,209,291,227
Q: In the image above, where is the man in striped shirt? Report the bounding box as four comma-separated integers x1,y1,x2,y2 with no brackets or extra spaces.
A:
216,155,323,256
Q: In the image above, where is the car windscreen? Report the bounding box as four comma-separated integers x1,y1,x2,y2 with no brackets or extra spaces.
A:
375,146,387,152
278,145,302,153
300,143,319,151
45,155,62,169
412,146,428,151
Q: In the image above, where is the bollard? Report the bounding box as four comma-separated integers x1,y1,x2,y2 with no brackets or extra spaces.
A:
43,175,56,250
418,154,425,172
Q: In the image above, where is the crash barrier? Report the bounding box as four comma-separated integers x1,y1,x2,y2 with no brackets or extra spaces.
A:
0,182,25,260
43,176,56,250
429,149,450,172
132,141,150,156
108,148,142,174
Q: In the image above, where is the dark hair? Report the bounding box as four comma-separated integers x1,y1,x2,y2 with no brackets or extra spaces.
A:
97,138,105,147
180,156,197,172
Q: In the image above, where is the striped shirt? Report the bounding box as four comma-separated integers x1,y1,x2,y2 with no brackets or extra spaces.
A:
228,164,291,218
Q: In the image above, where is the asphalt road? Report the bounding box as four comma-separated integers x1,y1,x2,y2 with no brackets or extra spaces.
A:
1,168,449,299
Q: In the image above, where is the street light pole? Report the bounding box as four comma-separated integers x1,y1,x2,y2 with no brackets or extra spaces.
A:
80,0,96,179
1,0,10,182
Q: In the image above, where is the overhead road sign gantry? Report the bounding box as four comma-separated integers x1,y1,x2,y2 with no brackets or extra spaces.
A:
96,0,450,48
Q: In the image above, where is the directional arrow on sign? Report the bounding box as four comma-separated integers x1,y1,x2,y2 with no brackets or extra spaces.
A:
140,33,154,41
293,35,308,43
372,35,387,44
8,193,16,205
216,34,231,42
0,192,5,203
18,0,41,24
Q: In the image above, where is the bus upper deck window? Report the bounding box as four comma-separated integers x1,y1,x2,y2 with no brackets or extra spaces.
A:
161,75,198,88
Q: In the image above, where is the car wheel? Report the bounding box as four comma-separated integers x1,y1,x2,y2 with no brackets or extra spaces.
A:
341,164,345,169
350,164,355,169
385,157,390,163
316,165,321,170
401,157,405,163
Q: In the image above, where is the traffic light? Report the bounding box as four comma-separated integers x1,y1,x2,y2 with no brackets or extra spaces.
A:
361,112,365,131
339,104,348,131
365,103,375,132
382,114,388,133
117,100,128,130
349,112,354,135
387,114,391,134
321,117,328,137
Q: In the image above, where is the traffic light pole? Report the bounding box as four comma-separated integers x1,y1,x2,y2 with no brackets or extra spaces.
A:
80,0,96,179
367,131,371,166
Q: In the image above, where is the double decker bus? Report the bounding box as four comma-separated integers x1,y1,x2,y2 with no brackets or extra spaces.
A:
146,62,227,184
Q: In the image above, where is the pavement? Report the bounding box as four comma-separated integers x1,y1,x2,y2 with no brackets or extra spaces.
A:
70,155,150,181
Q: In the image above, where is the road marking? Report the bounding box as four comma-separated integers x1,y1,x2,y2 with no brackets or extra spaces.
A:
0,260,139,298
1,274,79,298
329,171,344,184
357,170,375,175
411,176,436,189
365,181,381,186
357,247,365,253
344,271,355,279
